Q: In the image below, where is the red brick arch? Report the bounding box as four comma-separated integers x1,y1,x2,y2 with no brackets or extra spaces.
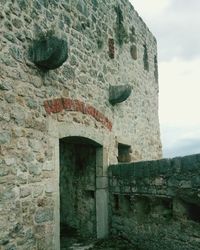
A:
44,98,112,131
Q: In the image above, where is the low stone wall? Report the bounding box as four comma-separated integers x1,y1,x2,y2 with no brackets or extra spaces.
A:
109,154,200,250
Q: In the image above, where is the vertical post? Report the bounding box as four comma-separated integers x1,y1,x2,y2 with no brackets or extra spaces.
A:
48,119,60,250
96,147,109,238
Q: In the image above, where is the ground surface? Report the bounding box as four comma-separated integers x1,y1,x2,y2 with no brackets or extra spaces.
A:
60,223,139,250
61,235,139,250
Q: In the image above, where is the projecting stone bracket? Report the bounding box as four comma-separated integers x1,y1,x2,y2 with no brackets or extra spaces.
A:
109,84,132,105
29,35,68,70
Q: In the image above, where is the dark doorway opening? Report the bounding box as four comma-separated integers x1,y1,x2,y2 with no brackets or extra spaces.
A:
59,137,99,249
118,143,132,163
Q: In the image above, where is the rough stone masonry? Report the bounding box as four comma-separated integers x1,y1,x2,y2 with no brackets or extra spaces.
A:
109,154,200,250
0,0,162,249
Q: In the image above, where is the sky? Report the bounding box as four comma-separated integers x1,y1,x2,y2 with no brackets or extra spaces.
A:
130,0,200,158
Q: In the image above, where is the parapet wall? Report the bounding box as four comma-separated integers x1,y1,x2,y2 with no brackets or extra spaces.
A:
109,154,200,250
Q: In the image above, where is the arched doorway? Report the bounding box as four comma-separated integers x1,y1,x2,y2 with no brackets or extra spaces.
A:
59,136,102,248
48,120,110,249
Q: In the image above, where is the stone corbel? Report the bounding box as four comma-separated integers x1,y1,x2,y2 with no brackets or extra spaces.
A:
109,84,132,105
29,35,68,70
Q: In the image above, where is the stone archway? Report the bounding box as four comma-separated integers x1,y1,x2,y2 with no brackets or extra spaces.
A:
48,120,110,249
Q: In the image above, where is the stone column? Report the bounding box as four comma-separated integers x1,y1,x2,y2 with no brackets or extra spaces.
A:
96,147,109,238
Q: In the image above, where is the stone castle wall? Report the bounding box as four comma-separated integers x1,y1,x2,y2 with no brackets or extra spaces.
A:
0,0,161,249
109,154,200,250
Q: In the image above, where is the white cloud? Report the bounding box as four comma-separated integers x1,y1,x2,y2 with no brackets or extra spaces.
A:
159,58,200,126
159,58,200,157
161,125,200,157
159,59,200,157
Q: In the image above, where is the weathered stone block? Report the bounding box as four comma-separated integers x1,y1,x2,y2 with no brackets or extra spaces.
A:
0,167,9,177
45,183,56,193
159,159,171,174
11,106,25,126
26,98,38,110
5,244,17,250
181,154,199,172
62,65,75,79
0,81,12,91
33,185,44,198
76,0,88,16
29,163,42,176
191,176,200,188
0,237,9,246
92,0,98,10
43,161,54,171
12,18,23,29
17,0,29,10
5,157,15,166
35,208,54,224
20,187,31,198
0,131,11,144
96,177,108,189
29,139,42,152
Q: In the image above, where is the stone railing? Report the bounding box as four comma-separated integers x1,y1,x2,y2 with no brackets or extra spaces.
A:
109,154,200,204
108,154,200,250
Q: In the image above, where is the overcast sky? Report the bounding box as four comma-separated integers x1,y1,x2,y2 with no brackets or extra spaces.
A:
130,0,200,158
